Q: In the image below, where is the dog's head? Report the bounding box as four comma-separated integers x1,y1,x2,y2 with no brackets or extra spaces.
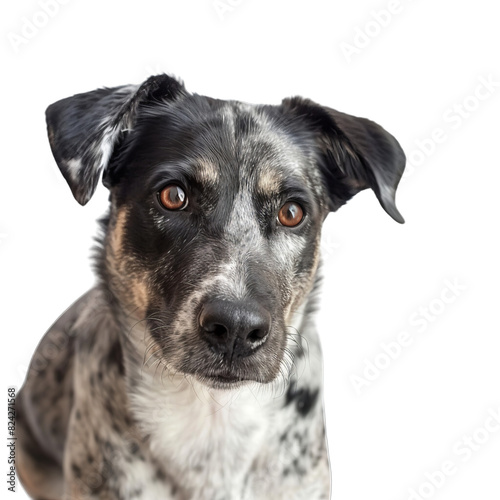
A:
46,74,405,388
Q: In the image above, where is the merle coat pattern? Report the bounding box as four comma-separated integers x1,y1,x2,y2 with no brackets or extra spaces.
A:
15,74,405,500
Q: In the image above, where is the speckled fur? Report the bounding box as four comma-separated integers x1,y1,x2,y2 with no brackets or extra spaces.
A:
16,74,405,500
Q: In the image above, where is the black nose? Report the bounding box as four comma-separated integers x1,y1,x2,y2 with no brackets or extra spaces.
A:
199,300,271,359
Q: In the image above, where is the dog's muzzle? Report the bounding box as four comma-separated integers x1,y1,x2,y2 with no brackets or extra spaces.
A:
199,300,271,361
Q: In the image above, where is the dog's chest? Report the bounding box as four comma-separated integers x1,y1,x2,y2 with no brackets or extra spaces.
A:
128,376,275,499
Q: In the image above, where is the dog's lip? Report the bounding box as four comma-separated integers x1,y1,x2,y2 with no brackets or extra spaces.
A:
202,371,253,385
210,373,244,382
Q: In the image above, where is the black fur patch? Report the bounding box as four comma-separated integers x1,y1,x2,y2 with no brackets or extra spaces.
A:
285,382,319,417
105,340,125,376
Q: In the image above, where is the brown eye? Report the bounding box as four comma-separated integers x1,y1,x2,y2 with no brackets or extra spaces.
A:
278,202,304,227
159,184,187,210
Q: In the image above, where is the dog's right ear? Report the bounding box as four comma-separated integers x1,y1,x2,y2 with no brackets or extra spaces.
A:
46,74,186,205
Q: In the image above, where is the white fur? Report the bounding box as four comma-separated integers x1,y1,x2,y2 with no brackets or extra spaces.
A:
128,366,277,499
65,157,83,183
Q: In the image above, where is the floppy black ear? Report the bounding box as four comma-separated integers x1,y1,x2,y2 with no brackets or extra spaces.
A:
46,74,186,205
282,97,406,223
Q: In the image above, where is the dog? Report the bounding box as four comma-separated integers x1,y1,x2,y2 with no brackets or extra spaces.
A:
15,74,405,500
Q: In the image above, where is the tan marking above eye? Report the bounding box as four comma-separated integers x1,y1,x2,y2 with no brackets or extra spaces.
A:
257,168,282,195
159,184,187,210
278,202,304,227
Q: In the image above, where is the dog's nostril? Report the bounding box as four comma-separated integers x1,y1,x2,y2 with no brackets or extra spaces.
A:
211,324,227,338
247,328,266,343
201,320,227,338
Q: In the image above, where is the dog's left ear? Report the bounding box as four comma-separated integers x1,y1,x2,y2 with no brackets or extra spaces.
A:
282,97,406,223
46,74,186,205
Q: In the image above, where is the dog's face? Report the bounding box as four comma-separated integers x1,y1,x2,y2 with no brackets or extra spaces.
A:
103,96,330,387
46,75,405,388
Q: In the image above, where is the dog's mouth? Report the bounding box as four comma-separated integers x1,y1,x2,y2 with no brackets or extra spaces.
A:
196,370,261,388
206,374,246,386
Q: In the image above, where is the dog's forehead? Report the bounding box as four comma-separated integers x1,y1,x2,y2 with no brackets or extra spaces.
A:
222,102,312,189
136,97,316,194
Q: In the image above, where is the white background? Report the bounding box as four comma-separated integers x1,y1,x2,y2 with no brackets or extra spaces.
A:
2,1,499,499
